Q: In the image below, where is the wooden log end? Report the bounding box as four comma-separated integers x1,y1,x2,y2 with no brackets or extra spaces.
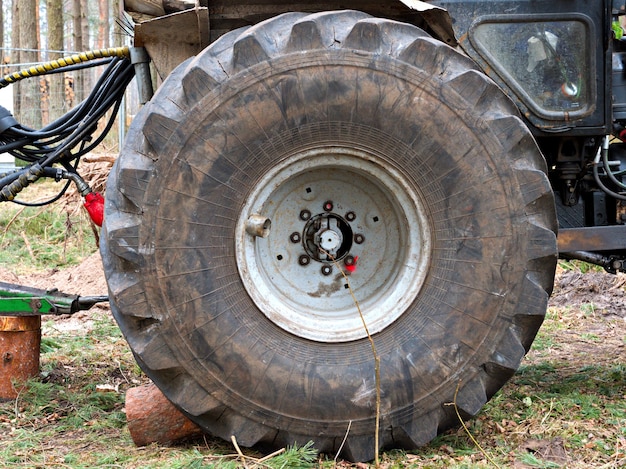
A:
125,383,204,446
0,316,41,400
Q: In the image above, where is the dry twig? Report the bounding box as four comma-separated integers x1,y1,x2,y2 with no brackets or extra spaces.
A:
21,231,35,260
228,435,286,468
449,381,501,468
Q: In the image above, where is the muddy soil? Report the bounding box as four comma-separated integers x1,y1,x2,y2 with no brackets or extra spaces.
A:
524,267,626,370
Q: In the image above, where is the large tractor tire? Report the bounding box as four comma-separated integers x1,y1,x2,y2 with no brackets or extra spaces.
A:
102,11,557,462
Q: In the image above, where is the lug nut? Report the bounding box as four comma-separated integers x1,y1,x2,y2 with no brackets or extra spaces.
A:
299,210,311,221
344,255,355,266
354,234,365,244
298,255,311,266
345,211,356,221
321,265,333,276
290,232,301,243
323,201,333,212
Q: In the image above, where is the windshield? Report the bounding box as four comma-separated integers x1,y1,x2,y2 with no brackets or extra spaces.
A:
471,16,594,120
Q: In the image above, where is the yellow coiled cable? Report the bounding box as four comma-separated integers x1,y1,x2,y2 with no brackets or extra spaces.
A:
0,46,131,88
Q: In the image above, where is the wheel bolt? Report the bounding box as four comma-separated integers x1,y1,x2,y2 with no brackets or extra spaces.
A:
354,234,365,244
298,255,311,266
290,232,301,243
345,211,356,221
299,210,311,221
321,265,332,276
344,255,355,266
323,201,333,212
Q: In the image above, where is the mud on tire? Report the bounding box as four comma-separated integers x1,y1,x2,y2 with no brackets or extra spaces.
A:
102,11,557,462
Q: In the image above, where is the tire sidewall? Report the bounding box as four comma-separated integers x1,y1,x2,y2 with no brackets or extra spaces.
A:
132,49,532,434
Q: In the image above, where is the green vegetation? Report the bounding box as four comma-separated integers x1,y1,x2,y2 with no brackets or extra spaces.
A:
0,182,97,273
557,259,604,274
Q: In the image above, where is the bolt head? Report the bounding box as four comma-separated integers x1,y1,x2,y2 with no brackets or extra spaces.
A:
290,232,301,243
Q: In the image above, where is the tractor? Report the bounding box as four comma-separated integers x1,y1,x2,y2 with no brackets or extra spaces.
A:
1,0,626,462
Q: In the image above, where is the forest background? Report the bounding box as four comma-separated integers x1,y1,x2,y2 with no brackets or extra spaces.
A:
1,0,127,132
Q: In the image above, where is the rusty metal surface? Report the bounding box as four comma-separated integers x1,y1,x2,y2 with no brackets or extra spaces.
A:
0,316,41,400
127,1,458,81
398,0,455,44
206,1,455,43
134,7,210,80
558,226,626,253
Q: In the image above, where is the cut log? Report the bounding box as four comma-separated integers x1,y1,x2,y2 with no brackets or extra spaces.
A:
0,316,41,400
125,383,204,446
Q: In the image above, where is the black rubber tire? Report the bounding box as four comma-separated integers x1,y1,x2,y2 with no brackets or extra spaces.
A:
102,11,557,462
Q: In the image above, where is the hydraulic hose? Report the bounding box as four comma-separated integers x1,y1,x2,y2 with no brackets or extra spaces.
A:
0,47,137,204
0,46,131,89
592,136,626,201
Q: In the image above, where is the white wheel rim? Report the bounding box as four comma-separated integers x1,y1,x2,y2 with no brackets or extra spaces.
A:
236,147,431,342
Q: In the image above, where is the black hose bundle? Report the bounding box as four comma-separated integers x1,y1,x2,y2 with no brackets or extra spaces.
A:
0,47,135,205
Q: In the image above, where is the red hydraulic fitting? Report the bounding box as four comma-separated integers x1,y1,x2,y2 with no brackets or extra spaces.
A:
84,192,104,226
345,255,358,274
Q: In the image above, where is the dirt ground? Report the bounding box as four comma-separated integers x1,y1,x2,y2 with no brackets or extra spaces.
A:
541,267,626,367
1,251,107,294
0,251,108,332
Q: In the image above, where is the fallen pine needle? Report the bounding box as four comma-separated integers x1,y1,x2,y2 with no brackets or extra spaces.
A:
335,420,352,463
257,447,285,463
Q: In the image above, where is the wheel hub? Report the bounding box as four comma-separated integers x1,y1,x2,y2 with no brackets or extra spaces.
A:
235,147,431,342
303,213,353,262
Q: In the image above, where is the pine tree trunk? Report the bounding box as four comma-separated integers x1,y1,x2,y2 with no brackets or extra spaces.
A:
11,0,21,119
112,0,126,48
17,0,41,128
47,0,65,121
80,0,92,98
98,0,110,49
72,0,84,103
0,0,5,77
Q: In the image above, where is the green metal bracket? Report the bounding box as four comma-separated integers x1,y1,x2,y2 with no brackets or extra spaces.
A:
0,281,108,316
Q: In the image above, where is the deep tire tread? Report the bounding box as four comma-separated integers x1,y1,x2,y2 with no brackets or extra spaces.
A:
103,10,557,462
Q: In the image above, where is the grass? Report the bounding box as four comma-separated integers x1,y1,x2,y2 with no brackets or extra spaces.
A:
1,189,626,468
0,180,98,273
557,259,604,274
